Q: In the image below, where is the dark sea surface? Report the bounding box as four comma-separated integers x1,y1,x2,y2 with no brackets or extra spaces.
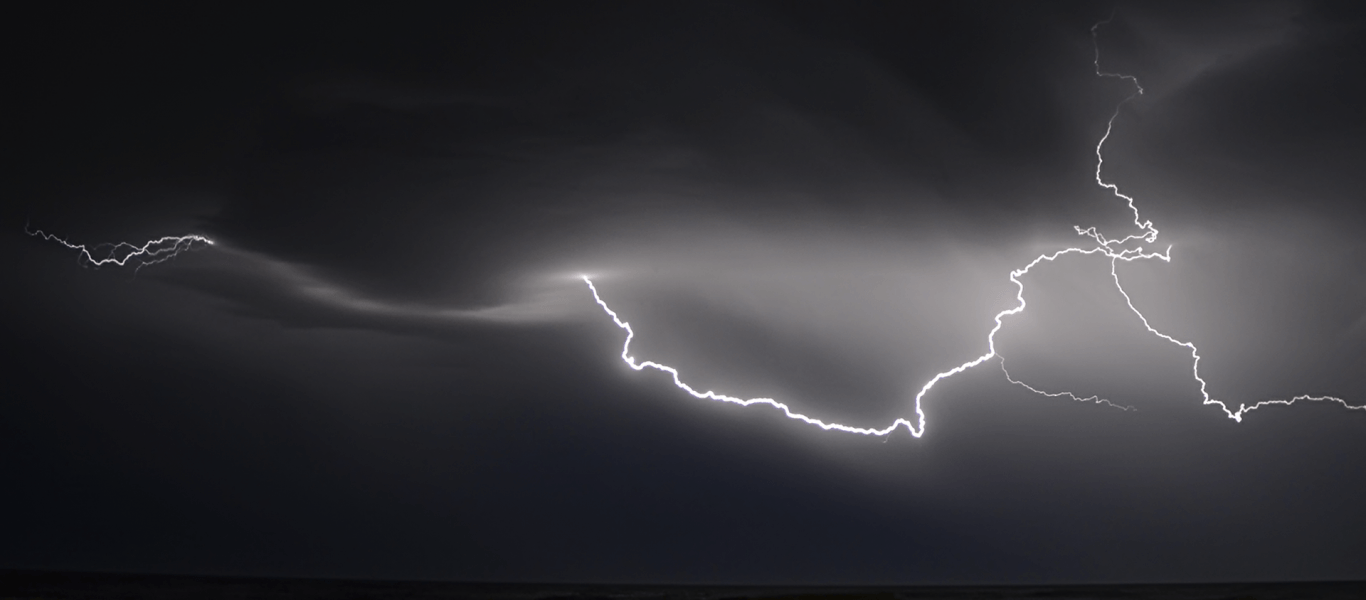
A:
2,571,1364,600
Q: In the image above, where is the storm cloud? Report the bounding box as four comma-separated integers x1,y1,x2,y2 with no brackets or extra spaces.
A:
6,0,1365,584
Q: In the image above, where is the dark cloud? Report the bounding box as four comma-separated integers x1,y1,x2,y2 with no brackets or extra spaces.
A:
6,0,1365,585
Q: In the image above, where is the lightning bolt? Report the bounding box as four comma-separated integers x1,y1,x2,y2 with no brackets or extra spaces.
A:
26,224,213,272
582,14,1364,438
26,15,1360,433
584,276,918,436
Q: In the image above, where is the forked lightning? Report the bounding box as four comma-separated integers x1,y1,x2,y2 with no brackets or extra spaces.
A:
27,224,213,272
581,15,1363,437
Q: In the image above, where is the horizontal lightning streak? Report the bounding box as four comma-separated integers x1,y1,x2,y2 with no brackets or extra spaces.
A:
583,276,917,437
26,225,213,272
25,16,1361,436
581,14,1363,438
581,244,1157,438
1000,357,1134,412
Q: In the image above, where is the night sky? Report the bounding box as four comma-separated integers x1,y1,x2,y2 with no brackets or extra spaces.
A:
6,0,1366,585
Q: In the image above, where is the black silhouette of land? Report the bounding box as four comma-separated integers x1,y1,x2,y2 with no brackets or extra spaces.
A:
3,571,1365,600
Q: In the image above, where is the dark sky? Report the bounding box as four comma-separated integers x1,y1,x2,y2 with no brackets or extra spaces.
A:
6,0,1366,585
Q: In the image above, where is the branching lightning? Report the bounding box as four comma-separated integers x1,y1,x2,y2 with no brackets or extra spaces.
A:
25,14,1360,436
1000,357,1134,412
27,224,213,272
582,14,1364,438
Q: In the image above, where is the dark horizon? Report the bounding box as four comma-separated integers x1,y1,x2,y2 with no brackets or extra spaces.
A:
5,568,1366,594
7,565,1366,585
6,0,1366,586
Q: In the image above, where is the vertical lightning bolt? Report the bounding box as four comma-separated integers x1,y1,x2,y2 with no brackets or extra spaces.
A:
27,224,214,271
582,13,1364,437
1080,13,1157,251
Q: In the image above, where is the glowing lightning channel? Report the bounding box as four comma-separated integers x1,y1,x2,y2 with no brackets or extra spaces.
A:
1082,15,1363,422
1000,357,1134,412
26,224,213,271
1080,13,1157,251
1109,256,1365,421
584,276,918,437
582,13,1363,438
